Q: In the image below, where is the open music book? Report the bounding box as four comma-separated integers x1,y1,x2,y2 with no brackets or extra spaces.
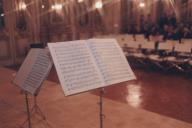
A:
48,39,136,96
13,48,53,95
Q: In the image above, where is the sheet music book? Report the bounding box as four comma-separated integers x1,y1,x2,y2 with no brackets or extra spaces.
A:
13,48,53,95
48,39,136,96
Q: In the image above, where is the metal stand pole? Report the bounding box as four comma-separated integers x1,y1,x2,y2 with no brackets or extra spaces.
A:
25,92,32,128
99,88,105,128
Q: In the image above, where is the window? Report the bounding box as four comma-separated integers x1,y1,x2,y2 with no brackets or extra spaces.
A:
0,0,5,30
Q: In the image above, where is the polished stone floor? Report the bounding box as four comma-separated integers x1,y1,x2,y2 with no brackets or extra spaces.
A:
1,67,192,128
46,66,192,124
93,70,192,123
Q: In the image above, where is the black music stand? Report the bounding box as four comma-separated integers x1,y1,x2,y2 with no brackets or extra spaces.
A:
21,92,32,128
20,91,52,128
98,88,105,128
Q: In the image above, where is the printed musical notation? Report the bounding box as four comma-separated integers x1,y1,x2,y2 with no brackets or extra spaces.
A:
48,39,136,96
48,41,103,96
13,49,53,95
88,39,136,86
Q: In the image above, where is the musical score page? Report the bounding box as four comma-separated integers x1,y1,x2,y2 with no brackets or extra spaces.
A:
48,41,104,96
48,39,136,96
13,49,53,95
88,39,136,86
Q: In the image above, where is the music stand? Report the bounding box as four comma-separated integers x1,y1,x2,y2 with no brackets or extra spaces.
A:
20,90,52,128
13,49,53,128
48,39,136,128
19,82,52,128
22,92,32,128
98,88,105,128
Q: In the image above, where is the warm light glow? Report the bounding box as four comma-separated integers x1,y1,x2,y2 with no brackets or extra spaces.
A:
114,24,119,28
51,5,54,10
95,1,103,9
51,3,63,11
78,0,84,3
139,2,145,8
126,84,142,108
19,2,27,10
41,5,45,9
1,13,4,17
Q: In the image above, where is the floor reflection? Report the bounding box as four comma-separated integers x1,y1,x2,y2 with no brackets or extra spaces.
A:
47,67,192,124
91,69,192,124
126,84,142,108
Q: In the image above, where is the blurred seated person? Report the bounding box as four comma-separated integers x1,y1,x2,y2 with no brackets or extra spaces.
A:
166,25,175,40
168,13,177,27
151,25,159,35
143,22,151,41
129,25,137,41
158,13,169,28
183,25,191,38
162,25,169,41
171,28,182,43
122,44,129,56
188,26,192,38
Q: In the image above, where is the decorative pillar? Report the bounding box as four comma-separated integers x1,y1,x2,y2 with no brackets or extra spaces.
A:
3,0,17,65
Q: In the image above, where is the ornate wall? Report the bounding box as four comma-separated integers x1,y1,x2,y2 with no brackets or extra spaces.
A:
0,0,191,66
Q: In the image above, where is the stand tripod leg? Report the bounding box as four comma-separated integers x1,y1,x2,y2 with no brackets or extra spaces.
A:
25,92,32,128
30,96,52,128
31,96,46,120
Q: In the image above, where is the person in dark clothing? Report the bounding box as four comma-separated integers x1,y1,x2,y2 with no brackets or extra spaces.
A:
129,25,137,41
143,22,151,41
158,13,169,28
169,14,177,27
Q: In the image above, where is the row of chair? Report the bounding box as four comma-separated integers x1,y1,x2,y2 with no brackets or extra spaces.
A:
96,34,192,76
123,42,192,76
123,41,192,53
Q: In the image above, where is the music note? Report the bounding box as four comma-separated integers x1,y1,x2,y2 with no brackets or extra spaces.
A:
13,49,53,95
48,39,136,96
